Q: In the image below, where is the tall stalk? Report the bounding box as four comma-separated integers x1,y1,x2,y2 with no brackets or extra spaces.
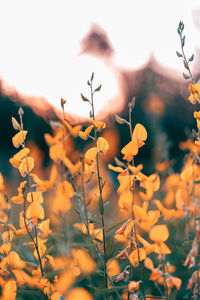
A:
128,100,145,300
18,108,44,276
89,80,108,290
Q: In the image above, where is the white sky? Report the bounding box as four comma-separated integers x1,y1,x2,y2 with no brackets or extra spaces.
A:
0,0,199,118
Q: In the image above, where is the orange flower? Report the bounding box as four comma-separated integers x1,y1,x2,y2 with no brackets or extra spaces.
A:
27,191,44,203
108,164,124,173
18,156,34,177
1,251,25,269
12,130,28,148
44,130,63,145
133,205,148,222
121,139,138,161
137,235,156,254
66,287,93,300
107,259,121,280
26,202,44,225
121,123,147,161
1,280,17,300
63,119,82,137
139,210,160,231
11,181,27,204
194,111,200,129
30,164,57,192
140,173,160,201
78,125,94,140
118,190,133,211
97,137,109,154
167,275,182,291
49,141,65,161
38,219,51,238
9,147,30,168
129,248,146,266
188,83,200,104
132,123,147,143
52,180,75,214
93,119,106,132
84,147,98,165
149,224,169,242
155,160,170,172
154,199,183,220
128,281,140,292
72,248,96,274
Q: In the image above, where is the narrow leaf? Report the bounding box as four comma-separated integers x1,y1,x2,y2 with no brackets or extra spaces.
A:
81,93,90,102
189,54,194,62
94,84,102,92
106,219,128,233
90,72,94,82
183,72,190,80
115,114,129,125
176,51,182,58
114,157,126,167
94,286,127,296
11,117,21,130
105,236,114,262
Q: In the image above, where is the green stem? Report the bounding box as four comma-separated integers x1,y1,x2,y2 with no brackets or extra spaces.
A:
179,31,195,83
77,196,122,300
90,83,108,291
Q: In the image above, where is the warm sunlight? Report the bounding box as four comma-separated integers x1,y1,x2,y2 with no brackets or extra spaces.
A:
0,0,199,118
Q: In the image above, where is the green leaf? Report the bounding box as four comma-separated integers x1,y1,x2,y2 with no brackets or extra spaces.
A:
189,54,194,62
99,195,104,215
105,236,114,261
194,180,200,184
42,246,55,258
176,51,182,58
106,219,128,233
169,287,178,300
94,285,127,296
93,237,103,243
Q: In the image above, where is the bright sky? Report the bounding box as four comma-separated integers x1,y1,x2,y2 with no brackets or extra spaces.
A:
0,0,199,118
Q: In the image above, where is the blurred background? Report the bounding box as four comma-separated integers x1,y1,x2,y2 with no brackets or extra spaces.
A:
0,0,200,178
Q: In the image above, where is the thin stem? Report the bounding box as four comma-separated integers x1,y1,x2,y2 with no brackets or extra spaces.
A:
179,32,195,83
22,189,44,276
19,115,44,276
90,82,108,290
192,163,200,300
81,158,89,227
128,105,145,300
162,261,168,300
77,196,122,300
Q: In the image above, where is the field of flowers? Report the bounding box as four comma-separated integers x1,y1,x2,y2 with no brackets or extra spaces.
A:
0,22,200,300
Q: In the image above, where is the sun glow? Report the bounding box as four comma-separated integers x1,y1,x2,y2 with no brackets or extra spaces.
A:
0,0,199,118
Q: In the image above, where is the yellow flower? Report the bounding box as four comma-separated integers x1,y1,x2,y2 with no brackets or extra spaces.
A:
188,84,200,104
194,111,200,128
